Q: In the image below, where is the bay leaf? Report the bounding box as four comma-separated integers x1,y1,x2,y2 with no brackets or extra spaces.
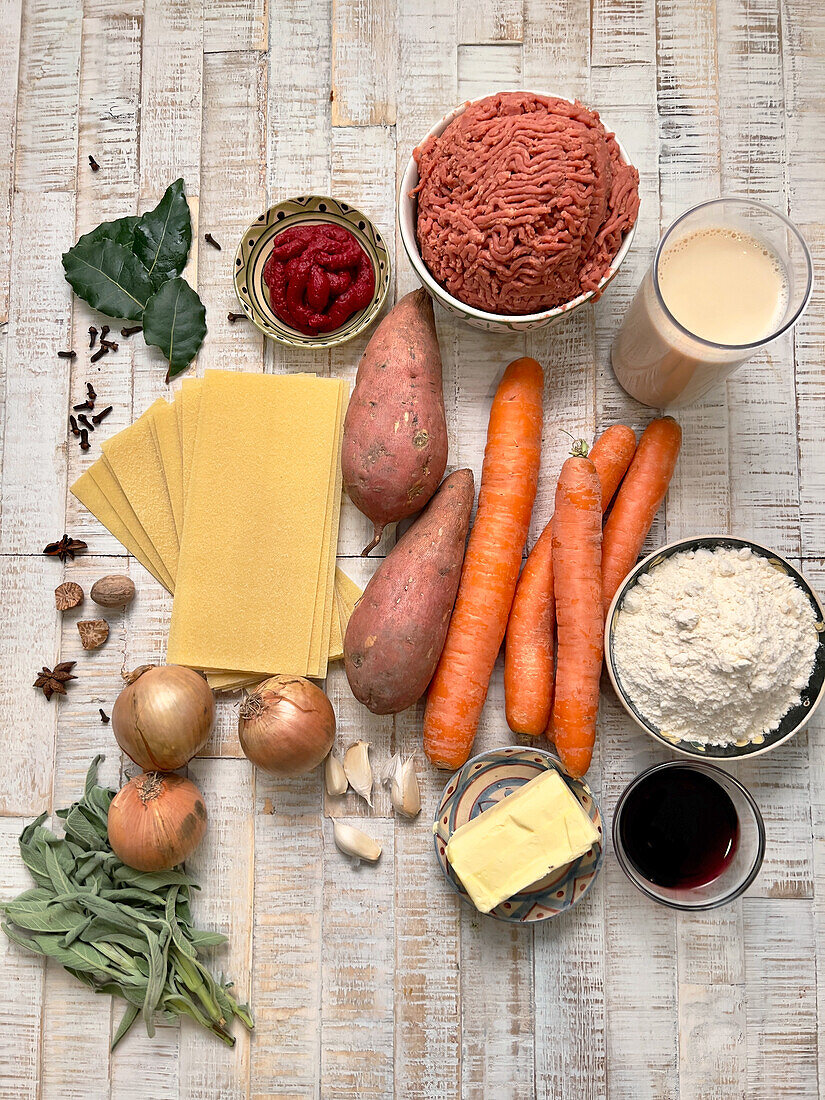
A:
132,178,192,290
142,277,207,380
62,238,153,321
76,216,140,252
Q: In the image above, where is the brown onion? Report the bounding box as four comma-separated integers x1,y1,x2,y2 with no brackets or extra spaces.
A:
112,664,214,771
107,772,207,871
238,675,335,776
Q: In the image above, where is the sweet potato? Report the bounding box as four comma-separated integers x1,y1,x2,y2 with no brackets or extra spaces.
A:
342,288,448,555
344,468,474,714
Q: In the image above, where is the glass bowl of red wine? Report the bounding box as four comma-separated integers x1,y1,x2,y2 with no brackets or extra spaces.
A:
612,760,765,910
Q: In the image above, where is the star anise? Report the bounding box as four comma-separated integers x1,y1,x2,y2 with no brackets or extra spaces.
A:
34,661,77,701
43,534,88,562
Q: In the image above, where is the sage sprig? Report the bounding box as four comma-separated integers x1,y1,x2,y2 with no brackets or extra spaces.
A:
62,180,207,381
1,757,252,1051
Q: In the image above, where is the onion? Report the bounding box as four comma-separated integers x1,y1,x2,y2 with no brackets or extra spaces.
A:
107,772,207,871
238,675,335,776
112,664,214,771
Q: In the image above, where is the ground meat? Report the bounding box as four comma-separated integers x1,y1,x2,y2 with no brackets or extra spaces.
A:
413,92,640,315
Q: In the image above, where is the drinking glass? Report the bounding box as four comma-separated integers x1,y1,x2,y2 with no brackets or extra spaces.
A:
611,197,813,408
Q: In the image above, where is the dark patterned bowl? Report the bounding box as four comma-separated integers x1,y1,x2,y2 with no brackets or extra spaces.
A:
233,195,391,348
433,746,604,923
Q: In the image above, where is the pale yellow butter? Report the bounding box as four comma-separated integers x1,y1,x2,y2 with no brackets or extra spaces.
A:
446,769,599,914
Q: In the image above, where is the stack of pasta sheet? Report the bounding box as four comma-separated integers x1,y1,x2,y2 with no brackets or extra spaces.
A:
71,369,361,690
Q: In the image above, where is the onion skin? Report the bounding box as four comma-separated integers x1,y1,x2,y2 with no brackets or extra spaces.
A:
238,675,335,776
112,665,214,771
107,772,208,872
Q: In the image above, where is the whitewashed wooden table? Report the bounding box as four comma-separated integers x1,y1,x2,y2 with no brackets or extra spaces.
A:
1,0,824,1096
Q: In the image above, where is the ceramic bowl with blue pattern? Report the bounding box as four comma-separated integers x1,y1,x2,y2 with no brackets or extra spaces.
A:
433,745,604,923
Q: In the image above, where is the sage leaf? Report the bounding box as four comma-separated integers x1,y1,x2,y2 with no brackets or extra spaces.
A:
112,1003,140,1051
132,178,192,290
76,217,140,251
188,928,227,950
3,898,78,934
62,239,153,321
142,277,207,380
112,867,195,891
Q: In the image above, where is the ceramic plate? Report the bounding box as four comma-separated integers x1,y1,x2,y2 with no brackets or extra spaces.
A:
433,746,604,923
234,195,391,348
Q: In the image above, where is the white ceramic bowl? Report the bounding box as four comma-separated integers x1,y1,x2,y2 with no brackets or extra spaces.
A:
398,94,638,333
604,536,825,760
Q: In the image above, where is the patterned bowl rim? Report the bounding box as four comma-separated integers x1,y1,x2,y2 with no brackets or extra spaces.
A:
604,535,825,760
433,745,604,923
233,195,392,348
398,92,638,326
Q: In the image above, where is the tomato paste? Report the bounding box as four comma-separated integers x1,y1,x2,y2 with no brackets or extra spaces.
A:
263,223,375,335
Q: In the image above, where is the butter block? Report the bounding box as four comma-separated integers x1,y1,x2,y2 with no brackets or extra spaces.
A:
446,769,599,913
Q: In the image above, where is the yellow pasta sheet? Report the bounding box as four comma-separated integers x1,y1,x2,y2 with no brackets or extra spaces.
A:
168,370,345,677
148,399,184,538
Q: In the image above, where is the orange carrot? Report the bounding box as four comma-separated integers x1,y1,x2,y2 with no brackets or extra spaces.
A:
423,357,544,770
504,425,637,736
601,416,682,616
549,445,603,777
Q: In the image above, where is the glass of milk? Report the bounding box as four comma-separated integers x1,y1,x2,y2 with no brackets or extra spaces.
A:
611,197,813,408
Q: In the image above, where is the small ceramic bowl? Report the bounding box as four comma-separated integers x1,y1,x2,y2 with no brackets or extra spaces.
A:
398,94,637,333
234,195,391,348
433,745,604,923
605,536,825,760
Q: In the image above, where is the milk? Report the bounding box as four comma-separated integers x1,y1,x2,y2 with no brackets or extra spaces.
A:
610,206,806,408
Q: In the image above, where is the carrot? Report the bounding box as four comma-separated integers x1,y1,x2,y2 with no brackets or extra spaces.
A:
601,416,682,616
504,425,637,736
549,445,604,778
423,357,544,770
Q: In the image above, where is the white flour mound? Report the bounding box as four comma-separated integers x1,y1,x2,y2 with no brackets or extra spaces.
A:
612,546,820,746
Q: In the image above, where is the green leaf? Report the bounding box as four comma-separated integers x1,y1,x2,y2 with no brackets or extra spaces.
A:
62,238,153,321
111,1003,140,1051
142,277,207,380
132,178,192,290
112,867,195,891
4,897,79,934
76,217,140,251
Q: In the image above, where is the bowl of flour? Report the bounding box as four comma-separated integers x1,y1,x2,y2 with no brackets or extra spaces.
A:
605,537,825,759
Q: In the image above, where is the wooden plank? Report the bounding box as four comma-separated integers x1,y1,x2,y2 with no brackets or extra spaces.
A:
591,0,655,66
251,774,323,1100
743,897,818,1097
522,0,589,95
331,0,397,125
321,815,395,1098
0,0,22,320
456,44,523,101
109,1024,181,1098
198,51,267,376
40,967,112,1100
181,759,254,1099
458,0,522,44
0,816,43,1099
13,0,82,192
204,0,268,53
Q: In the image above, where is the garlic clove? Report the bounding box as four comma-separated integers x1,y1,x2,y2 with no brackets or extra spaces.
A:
325,750,348,796
332,820,382,865
380,753,400,786
390,756,421,819
344,740,373,806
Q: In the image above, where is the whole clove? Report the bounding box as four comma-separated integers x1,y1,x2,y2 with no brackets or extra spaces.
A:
79,428,90,451
72,400,92,412
227,311,247,324
120,325,142,337
92,405,113,425
90,346,109,364
204,233,222,250
99,708,110,724
58,350,76,360
100,326,110,341
86,382,97,404
89,326,98,349
78,413,94,432
69,415,80,437
89,154,100,172
100,338,119,352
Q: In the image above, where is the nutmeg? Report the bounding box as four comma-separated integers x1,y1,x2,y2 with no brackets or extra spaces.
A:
90,574,135,609
77,619,109,650
55,581,84,611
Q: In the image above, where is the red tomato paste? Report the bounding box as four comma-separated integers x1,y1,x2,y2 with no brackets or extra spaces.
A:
263,223,375,335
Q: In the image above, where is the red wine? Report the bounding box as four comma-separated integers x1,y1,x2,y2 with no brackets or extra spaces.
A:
619,766,739,889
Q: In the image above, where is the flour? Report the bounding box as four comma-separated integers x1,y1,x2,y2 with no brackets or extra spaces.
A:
612,546,820,746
